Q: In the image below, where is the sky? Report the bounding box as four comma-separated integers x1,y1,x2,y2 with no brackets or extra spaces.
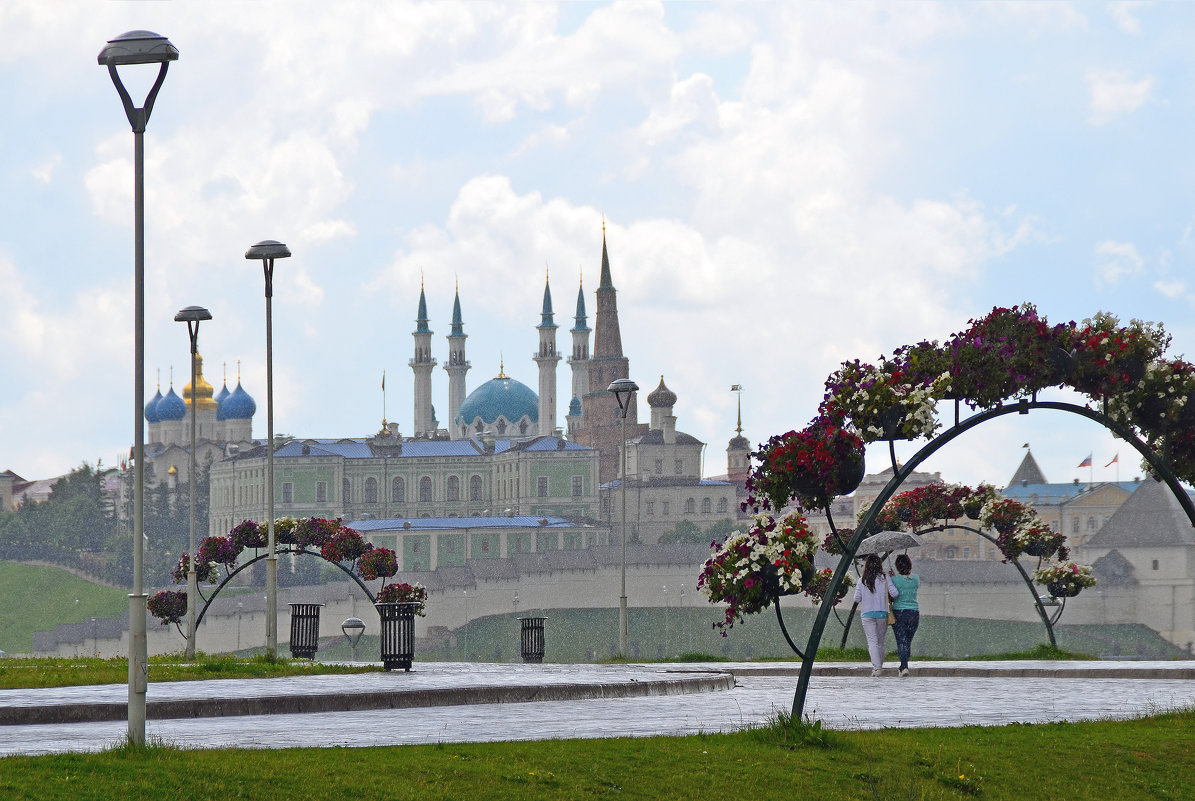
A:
2,1,1194,492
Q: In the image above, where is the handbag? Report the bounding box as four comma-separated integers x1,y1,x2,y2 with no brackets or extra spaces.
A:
886,578,896,625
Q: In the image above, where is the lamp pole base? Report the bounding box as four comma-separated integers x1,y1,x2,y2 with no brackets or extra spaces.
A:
619,595,628,658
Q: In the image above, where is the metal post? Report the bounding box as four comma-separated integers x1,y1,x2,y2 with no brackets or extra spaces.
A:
619,410,628,657
265,269,277,658
176,306,210,660
129,127,148,743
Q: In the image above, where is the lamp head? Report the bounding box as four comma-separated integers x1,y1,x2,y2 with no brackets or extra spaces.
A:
98,31,179,66
245,240,291,261
341,617,366,647
174,306,212,323
606,378,639,416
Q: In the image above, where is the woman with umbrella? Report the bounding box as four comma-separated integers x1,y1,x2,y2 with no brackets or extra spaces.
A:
854,554,899,676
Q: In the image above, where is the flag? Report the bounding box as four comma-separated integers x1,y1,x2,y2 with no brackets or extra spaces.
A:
1077,454,1092,468
1105,453,1119,467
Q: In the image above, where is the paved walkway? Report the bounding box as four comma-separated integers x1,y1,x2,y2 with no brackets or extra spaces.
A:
1,660,1193,756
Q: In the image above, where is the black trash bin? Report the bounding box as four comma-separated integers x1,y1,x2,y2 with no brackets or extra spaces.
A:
376,602,418,671
288,603,323,659
519,616,546,664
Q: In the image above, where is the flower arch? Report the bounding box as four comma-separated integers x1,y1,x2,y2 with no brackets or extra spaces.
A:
698,305,1195,720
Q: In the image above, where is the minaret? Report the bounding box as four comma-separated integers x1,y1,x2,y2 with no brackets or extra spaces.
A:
444,284,470,440
578,221,637,483
566,274,590,438
534,270,561,436
410,279,437,437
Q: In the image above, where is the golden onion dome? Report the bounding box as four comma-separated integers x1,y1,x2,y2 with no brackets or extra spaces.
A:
183,354,219,411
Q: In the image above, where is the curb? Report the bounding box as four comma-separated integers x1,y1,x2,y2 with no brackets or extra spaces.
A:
0,672,735,726
728,665,1195,680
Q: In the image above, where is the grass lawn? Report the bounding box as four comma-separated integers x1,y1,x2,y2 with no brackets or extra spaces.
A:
0,562,128,653
0,709,1190,800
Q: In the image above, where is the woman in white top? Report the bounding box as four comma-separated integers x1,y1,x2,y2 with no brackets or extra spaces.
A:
853,554,899,676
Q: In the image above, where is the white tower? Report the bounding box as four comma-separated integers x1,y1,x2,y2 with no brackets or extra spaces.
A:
410,282,437,437
534,273,561,436
444,287,470,440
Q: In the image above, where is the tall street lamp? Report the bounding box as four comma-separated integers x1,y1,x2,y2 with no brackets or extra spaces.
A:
245,239,290,657
175,305,211,660
607,377,638,657
98,29,178,747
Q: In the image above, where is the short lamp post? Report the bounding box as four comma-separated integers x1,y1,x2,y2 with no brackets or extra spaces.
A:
341,617,366,663
175,305,211,661
245,239,291,657
607,377,638,658
98,28,178,747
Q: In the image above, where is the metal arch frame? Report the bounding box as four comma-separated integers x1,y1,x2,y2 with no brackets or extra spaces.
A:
194,546,376,631
790,397,1195,720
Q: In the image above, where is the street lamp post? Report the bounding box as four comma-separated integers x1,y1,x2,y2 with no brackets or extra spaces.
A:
245,240,291,657
607,377,638,657
98,29,178,747
175,305,211,660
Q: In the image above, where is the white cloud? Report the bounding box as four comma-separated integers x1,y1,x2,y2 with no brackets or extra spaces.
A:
30,154,62,184
1109,1,1149,35
1087,70,1154,124
1095,240,1144,284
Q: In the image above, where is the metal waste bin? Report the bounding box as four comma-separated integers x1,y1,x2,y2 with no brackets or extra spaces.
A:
519,616,546,663
288,603,323,659
376,602,418,671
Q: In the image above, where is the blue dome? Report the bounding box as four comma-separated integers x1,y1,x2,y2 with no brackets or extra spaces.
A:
144,389,164,423
220,381,256,420
457,376,539,427
568,396,582,417
215,382,231,407
157,387,186,421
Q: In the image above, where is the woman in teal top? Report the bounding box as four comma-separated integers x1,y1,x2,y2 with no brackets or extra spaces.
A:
889,554,920,677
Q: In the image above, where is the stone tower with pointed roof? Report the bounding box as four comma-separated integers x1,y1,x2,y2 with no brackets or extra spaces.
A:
444,287,470,440
573,225,645,483
535,274,561,436
1007,447,1048,487
411,282,437,437
566,277,590,438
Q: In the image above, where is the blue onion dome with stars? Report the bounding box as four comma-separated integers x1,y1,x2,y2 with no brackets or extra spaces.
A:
156,386,187,421
219,381,257,420
144,388,164,423
457,363,538,431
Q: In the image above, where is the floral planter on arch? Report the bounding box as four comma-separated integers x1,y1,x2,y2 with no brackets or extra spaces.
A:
1047,581,1082,598
1022,539,1057,558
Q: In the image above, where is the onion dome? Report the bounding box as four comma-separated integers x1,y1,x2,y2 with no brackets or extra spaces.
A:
457,370,539,428
144,388,164,423
729,433,751,450
215,381,230,407
182,354,218,412
647,376,677,408
220,381,257,421
157,386,186,421
568,396,582,417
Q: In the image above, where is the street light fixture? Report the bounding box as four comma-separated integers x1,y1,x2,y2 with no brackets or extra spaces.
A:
245,239,291,657
341,617,366,663
174,305,211,660
98,28,178,748
607,377,638,657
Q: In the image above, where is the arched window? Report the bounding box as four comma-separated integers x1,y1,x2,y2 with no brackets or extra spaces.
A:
364,477,378,504
391,477,405,503
446,475,460,501
685,498,696,515
701,498,712,514
1071,517,1079,534
470,475,483,501
1087,516,1096,530
496,420,507,435
419,476,432,503
717,498,728,514
342,478,351,504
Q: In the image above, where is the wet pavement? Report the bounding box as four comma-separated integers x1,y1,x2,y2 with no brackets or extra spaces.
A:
1,660,1192,755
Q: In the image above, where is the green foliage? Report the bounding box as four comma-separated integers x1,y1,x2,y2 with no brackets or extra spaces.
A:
748,710,835,748
0,562,127,653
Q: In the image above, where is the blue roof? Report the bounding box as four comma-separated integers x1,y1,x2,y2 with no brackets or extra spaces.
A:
157,387,186,421
458,376,538,426
601,478,732,489
144,389,164,423
571,284,589,332
523,436,589,451
351,515,579,532
415,287,430,334
219,381,256,420
1002,481,1141,504
215,382,230,407
449,291,464,337
272,437,517,459
568,396,582,417
539,280,555,327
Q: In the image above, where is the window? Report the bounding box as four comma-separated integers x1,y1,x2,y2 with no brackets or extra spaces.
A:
962,547,971,559
481,540,490,553
364,477,378,504
701,498,711,514
717,498,728,514
537,476,549,497
1071,517,1079,534
572,476,583,496
685,498,696,515
470,475,483,501
447,475,460,501
654,459,663,475
413,541,420,553
447,539,456,553
342,478,351,504
316,481,327,503
674,459,683,475
1152,559,1159,571
419,477,432,503
662,501,670,516
1087,516,1096,530
391,477,404,503
281,482,293,504
646,501,655,516
496,420,507,435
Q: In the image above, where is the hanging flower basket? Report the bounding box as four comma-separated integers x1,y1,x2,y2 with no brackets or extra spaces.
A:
1022,538,1058,558
1047,581,1082,598
747,419,864,511
1034,561,1096,598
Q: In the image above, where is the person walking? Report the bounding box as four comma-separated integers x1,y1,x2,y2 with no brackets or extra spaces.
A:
853,553,899,676
890,553,920,677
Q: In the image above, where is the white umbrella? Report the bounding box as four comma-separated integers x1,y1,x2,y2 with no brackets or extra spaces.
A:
854,530,921,556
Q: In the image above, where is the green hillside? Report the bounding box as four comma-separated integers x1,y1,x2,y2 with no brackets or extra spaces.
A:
0,562,128,653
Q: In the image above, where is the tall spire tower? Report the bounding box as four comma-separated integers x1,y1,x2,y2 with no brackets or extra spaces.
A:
444,284,470,440
534,269,561,436
410,279,437,437
576,221,639,482
566,273,590,437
